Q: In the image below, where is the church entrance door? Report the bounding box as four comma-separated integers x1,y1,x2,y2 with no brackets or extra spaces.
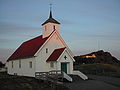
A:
61,63,67,73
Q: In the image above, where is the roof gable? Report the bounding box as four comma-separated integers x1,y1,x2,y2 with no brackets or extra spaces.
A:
35,30,73,57
7,35,48,61
46,47,66,62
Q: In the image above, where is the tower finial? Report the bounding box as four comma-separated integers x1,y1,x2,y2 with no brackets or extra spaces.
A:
42,3,60,25
49,3,52,18
50,3,52,11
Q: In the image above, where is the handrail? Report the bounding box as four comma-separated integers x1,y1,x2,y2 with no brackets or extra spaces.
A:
73,70,88,80
63,72,73,82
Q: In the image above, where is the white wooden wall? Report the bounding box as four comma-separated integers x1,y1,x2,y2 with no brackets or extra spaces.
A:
7,57,35,77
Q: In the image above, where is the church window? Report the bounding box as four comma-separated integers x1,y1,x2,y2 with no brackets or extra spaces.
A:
12,61,13,68
53,25,55,30
29,61,32,68
45,26,47,31
19,60,21,68
50,62,54,68
46,48,48,53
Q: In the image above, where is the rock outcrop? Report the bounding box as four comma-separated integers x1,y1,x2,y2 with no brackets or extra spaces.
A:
74,50,120,66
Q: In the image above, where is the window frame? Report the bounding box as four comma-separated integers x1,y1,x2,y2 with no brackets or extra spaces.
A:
12,61,13,68
45,26,47,31
29,61,32,68
50,62,54,68
53,25,55,30
46,48,48,53
19,60,21,68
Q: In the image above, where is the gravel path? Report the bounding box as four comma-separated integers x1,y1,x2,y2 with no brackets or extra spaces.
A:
64,75,120,90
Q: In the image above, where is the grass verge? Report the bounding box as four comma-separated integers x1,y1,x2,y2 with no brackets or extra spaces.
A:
74,63,120,78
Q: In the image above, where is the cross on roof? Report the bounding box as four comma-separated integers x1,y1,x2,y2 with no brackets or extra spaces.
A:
64,55,67,60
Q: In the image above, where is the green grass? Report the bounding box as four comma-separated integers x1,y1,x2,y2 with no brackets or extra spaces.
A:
0,72,69,90
74,63,120,78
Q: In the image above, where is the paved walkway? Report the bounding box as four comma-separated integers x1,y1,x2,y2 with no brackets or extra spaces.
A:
64,75,120,90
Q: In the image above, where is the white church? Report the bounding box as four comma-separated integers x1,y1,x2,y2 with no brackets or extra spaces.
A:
6,10,88,81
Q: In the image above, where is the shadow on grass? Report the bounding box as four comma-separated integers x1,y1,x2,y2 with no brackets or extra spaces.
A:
0,72,69,90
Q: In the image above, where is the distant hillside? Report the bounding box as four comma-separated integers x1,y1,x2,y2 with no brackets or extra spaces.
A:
74,50,120,66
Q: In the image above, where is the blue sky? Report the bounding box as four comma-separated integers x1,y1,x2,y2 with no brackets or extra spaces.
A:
0,0,120,63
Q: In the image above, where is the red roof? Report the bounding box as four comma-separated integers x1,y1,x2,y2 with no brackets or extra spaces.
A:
7,35,48,61
46,47,66,62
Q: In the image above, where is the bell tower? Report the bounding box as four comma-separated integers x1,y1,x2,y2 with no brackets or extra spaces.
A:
42,5,60,38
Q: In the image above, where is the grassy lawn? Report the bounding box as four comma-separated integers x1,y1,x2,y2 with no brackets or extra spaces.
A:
0,72,69,90
74,63,120,78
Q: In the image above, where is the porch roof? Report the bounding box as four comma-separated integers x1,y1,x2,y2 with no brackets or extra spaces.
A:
46,47,66,62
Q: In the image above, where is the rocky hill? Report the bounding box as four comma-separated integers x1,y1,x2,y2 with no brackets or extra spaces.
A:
74,50,120,66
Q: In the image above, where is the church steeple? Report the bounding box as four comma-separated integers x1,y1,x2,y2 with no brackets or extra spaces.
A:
42,5,60,38
49,4,52,18
49,10,52,18
42,5,60,26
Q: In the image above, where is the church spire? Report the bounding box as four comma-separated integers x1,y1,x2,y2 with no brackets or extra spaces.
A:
42,4,60,26
49,10,52,18
42,4,60,38
49,3,52,18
